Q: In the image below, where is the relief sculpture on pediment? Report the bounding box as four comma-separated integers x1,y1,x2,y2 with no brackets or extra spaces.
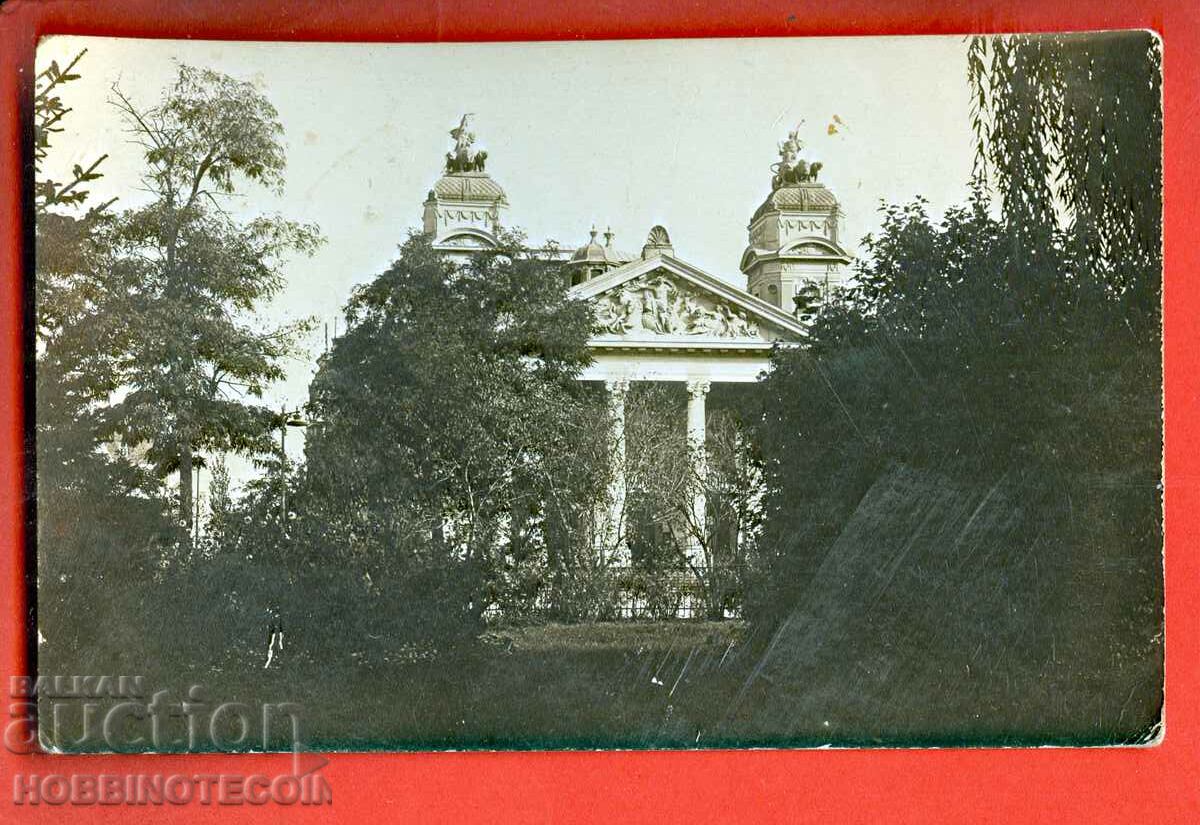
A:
593,274,759,339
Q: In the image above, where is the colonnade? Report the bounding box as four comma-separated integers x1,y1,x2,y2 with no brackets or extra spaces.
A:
596,377,712,565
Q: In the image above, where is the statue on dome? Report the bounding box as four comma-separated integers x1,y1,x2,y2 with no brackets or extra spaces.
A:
771,125,824,189
445,113,489,173
778,128,802,167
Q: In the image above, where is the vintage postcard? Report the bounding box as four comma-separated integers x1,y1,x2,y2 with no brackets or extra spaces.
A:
30,32,1162,753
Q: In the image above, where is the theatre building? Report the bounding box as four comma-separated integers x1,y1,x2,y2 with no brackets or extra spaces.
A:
420,117,852,618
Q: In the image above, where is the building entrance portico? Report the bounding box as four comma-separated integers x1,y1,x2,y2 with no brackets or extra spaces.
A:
420,115,849,618
568,233,808,568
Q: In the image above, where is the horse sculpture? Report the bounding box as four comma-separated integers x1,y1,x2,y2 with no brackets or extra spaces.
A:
444,114,490,173
771,158,824,190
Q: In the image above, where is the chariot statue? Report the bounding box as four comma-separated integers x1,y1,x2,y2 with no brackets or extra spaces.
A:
770,125,824,190
445,113,489,173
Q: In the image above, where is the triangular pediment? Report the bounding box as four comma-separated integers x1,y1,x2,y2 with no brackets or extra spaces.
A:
569,254,806,344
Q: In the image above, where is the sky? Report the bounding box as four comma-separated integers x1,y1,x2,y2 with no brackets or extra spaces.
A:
37,35,978,495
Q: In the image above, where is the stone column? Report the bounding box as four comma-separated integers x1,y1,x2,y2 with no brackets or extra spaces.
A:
685,379,711,565
598,379,630,564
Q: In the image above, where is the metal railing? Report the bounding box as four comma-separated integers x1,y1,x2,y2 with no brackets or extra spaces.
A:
485,565,745,621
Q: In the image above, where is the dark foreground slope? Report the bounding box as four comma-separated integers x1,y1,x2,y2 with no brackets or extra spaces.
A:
710,464,1163,746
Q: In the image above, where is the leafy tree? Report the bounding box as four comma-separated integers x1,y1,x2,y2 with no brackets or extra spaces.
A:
101,66,322,541
35,49,127,500
967,31,1162,321
747,32,1162,633
201,454,235,554
301,232,593,643
510,383,612,621
34,51,175,673
34,51,110,215
36,61,325,675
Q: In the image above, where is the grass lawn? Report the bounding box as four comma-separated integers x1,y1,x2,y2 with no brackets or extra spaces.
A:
272,620,757,751
39,605,1160,751
38,620,762,753
486,620,744,653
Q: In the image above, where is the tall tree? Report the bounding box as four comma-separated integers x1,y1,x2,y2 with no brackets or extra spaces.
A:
102,66,322,540
967,31,1162,322
742,34,1163,734
303,232,593,636
34,50,176,672
34,49,126,500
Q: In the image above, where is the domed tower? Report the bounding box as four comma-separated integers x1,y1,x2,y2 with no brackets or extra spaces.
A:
421,114,509,258
740,127,852,314
564,226,634,286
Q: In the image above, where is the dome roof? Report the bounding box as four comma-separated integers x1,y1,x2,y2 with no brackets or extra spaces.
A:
571,228,606,264
752,182,839,222
430,172,508,202
569,228,635,267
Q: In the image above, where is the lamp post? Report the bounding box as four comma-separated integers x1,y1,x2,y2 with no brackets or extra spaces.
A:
277,407,308,526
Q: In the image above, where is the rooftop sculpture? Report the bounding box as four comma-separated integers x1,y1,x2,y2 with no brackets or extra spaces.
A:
770,126,823,190
445,113,488,173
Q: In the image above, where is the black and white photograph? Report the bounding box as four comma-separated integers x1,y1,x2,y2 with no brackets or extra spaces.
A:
31,32,1163,750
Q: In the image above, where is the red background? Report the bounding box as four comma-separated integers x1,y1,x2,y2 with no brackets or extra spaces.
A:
1,1,1196,822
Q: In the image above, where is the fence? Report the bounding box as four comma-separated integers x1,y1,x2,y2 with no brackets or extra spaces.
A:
486,564,744,622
